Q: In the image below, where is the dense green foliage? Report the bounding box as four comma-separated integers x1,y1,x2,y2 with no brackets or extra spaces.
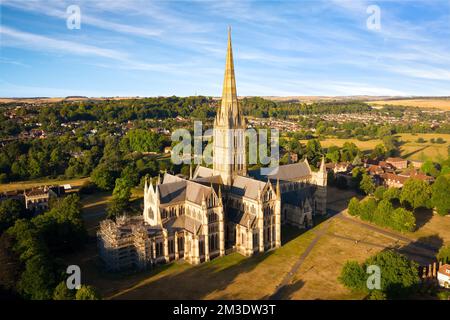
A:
339,251,420,299
0,199,26,234
75,285,101,300
53,281,75,300
0,195,92,300
431,176,450,216
399,179,432,210
437,245,450,263
360,174,376,195
125,129,167,153
348,193,416,232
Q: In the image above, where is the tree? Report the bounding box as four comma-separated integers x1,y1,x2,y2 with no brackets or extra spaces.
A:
340,251,419,299
326,145,340,163
367,290,387,300
126,129,166,153
431,176,450,216
359,197,377,221
348,197,360,216
112,178,132,202
383,187,401,202
32,194,86,254
107,177,132,219
373,199,393,226
364,251,419,299
0,233,21,293
360,174,376,195
352,154,362,166
17,254,55,300
351,167,366,186
400,178,431,210
374,186,387,201
91,164,116,191
53,281,75,300
75,285,101,300
371,144,386,159
437,245,450,263
0,198,25,233
338,261,367,292
421,160,439,177
391,207,416,232
305,139,322,165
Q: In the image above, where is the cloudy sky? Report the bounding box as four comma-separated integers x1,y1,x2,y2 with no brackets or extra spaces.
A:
0,0,449,97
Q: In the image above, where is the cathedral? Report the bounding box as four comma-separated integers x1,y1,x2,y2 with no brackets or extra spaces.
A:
97,29,327,271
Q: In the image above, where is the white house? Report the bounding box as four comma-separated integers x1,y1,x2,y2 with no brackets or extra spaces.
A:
437,264,450,288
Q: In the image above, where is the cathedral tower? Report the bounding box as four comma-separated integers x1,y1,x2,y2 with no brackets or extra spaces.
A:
213,27,247,185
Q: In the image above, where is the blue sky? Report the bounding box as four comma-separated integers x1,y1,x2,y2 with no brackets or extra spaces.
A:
0,0,449,97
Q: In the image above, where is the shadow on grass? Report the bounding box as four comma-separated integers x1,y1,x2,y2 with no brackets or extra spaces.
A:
281,225,307,245
266,279,305,300
414,207,434,231
110,250,275,300
396,235,443,266
401,146,429,160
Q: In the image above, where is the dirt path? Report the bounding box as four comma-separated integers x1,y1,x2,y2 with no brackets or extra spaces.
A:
269,217,335,300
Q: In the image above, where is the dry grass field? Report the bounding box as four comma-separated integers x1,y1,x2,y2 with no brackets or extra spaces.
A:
103,227,318,299
60,186,448,300
0,177,89,193
368,98,450,111
304,133,450,162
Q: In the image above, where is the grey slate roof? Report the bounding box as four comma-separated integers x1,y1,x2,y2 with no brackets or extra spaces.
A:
249,161,311,182
157,178,213,206
164,215,201,234
194,166,214,178
230,175,267,200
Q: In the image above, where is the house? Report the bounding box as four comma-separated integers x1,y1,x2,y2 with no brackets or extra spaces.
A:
386,157,408,170
438,264,450,288
24,187,57,213
398,168,434,183
410,160,424,169
380,173,408,188
325,162,352,174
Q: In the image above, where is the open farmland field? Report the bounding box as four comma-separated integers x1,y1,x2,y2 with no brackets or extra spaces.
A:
368,98,450,111
304,133,450,162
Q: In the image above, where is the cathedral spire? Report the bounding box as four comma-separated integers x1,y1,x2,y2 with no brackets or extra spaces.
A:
217,26,241,127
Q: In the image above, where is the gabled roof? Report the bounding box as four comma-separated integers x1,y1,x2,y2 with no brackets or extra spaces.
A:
227,207,257,228
157,178,214,206
164,215,201,234
25,188,49,197
163,173,185,184
249,161,311,182
158,180,187,205
230,175,267,200
194,166,214,178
